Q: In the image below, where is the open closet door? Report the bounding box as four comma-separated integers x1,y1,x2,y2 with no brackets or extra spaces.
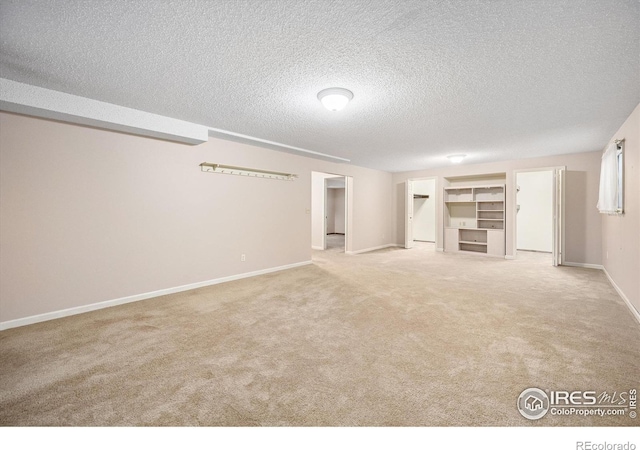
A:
405,180,414,249
552,168,565,266
322,177,328,250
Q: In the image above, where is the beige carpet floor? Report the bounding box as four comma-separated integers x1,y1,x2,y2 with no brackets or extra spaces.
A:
1,245,639,426
325,233,345,250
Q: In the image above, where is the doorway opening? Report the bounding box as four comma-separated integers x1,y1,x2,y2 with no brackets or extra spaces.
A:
514,167,565,266
404,178,436,250
311,172,350,253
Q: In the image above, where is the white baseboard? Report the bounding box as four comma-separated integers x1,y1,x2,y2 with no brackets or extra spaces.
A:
311,246,324,250
602,267,640,325
0,260,313,331
346,244,400,255
562,261,604,270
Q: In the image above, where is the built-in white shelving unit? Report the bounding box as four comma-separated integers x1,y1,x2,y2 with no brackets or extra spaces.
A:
444,185,505,257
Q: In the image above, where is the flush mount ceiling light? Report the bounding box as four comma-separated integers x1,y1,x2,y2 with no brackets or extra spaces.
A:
447,154,466,164
317,87,353,111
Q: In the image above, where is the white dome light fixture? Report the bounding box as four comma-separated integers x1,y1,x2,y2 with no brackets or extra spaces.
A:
317,87,353,111
447,154,466,164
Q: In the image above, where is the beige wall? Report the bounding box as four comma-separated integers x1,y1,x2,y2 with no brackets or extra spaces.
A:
392,151,603,265
602,103,640,313
2,106,634,325
331,188,346,234
326,187,336,234
0,112,394,324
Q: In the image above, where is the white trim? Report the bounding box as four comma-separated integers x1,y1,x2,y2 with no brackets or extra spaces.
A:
207,127,349,163
0,79,350,162
345,176,354,254
0,78,209,145
562,261,604,270
0,261,312,331
311,246,324,250
405,176,438,250
603,267,640,325
323,177,328,250
512,166,566,267
345,244,400,255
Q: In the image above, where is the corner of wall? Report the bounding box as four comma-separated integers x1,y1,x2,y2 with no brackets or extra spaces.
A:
601,102,640,317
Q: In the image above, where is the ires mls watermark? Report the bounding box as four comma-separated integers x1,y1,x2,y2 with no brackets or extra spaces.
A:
517,387,637,420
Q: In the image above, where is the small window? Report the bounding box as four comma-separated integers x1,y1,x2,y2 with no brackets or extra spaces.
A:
617,145,624,213
597,141,624,215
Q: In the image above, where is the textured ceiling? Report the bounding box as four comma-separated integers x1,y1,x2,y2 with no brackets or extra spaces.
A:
1,0,638,172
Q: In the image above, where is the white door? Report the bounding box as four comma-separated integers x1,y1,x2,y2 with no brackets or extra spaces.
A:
552,168,565,266
323,178,328,250
412,179,436,242
405,180,414,249
345,176,353,253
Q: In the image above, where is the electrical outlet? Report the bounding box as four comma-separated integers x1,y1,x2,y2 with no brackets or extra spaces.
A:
241,254,246,262
305,209,310,214
606,251,609,259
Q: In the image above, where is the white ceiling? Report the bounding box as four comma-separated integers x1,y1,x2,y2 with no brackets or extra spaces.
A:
1,0,638,172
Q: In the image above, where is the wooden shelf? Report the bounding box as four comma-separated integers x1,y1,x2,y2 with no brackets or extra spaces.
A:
444,184,505,256
459,244,487,253
459,240,487,246
477,201,504,211
474,187,505,202
478,221,504,230
443,188,473,202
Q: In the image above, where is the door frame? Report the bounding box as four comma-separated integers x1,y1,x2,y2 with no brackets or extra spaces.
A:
512,166,565,266
312,171,352,253
552,167,566,266
322,177,328,250
405,176,437,249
